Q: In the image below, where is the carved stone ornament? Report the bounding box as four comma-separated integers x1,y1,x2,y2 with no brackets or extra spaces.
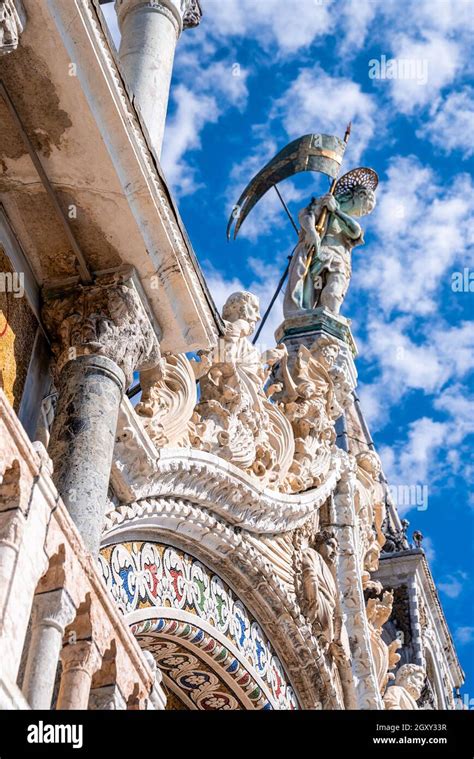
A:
355,451,386,586
299,529,339,648
382,517,410,554
275,335,342,493
135,353,197,447
31,589,76,634
383,663,426,710
60,640,102,675
366,590,401,695
116,1,202,36
0,0,26,55
42,268,162,387
182,0,202,28
191,292,294,489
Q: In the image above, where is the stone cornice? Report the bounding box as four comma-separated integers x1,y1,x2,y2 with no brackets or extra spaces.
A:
46,0,220,351
376,551,464,686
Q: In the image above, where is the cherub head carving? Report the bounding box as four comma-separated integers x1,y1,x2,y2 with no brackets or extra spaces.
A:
222,291,261,334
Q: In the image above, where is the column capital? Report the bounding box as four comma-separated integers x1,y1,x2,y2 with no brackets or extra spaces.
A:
42,268,161,387
182,0,202,30
115,0,202,37
32,589,76,635
89,684,126,710
60,640,102,676
0,0,26,56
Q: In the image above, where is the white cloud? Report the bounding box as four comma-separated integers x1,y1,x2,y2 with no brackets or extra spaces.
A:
338,0,380,57
456,626,474,645
386,33,461,114
379,417,450,491
162,55,249,195
421,536,436,564
438,572,468,599
202,0,334,55
359,156,474,317
407,0,474,37
422,89,474,159
272,67,378,164
433,385,474,445
375,380,474,503
162,85,220,195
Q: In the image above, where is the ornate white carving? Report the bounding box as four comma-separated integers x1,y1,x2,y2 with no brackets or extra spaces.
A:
329,454,384,709
136,353,197,447
31,589,76,634
112,397,160,503
115,0,202,37
191,292,294,489
89,684,127,710
366,590,401,696
276,335,342,493
107,446,343,534
43,268,161,387
0,0,25,55
383,663,425,710
300,530,339,648
101,497,342,709
355,451,386,586
181,0,202,28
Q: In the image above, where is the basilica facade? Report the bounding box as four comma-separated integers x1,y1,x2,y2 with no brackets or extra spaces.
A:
0,0,463,711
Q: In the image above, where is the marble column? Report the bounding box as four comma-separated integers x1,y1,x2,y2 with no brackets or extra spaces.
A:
115,0,202,157
42,269,162,557
56,641,102,710
142,649,167,710
47,355,125,556
22,588,76,709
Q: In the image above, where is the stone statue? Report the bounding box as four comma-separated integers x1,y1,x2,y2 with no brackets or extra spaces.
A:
366,590,401,695
383,664,426,710
283,169,377,317
277,335,342,492
355,451,387,586
191,291,294,486
301,530,338,647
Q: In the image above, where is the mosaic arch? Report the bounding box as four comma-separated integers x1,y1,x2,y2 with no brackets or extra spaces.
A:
99,541,299,710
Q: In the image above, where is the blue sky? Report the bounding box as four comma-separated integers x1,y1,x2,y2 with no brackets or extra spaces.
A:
103,0,474,697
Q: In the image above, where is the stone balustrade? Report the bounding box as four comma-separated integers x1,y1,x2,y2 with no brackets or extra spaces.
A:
0,389,166,710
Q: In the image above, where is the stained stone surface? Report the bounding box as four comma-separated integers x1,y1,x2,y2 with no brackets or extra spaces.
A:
48,354,125,556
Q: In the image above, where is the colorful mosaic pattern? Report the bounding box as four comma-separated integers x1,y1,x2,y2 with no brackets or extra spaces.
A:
99,542,299,710
137,637,244,710
134,619,272,709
